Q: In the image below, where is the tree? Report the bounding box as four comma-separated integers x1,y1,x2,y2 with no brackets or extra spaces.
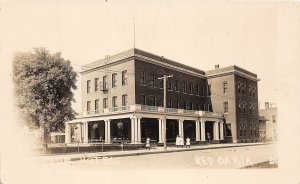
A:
13,48,77,145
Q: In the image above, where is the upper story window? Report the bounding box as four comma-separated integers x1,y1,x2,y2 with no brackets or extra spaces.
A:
183,82,187,93
95,99,99,111
103,98,108,109
112,96,117,107
151,73,156,87
223,81,228,94
95,78,99,92
112,73,117,88
167,78,172,90
202,86,205,96
159,78,163,89
122,94,128,107
176,100,180,109
87,101,91,112
167,99,172,108
122,70,127,86
189,102,193,110
149,96,157,106
141,94,146,105
224,102,228,113
189,83,193,94
196,85,200,96
272,115,276,123
207,104,212,112
87,80,91,93
140,70,146,85
175,80,179,91
103,76,108,90
207,84,211,96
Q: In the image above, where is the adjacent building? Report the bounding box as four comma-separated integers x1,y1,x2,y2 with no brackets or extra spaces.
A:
259,102,278,141
65,48,260,144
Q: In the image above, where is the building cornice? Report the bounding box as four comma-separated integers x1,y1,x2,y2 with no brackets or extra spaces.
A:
206,70,260,82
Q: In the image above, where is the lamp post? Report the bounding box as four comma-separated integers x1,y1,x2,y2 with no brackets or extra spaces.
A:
158,74,173,151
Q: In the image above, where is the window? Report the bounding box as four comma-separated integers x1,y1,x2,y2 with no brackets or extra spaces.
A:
87,80,91,93
197,104,201,110
122,70,127,86
175,80,179,91
189,83,193,94
159,78,163,89
103,76,108,90
224,102,228,113
87,101,91,112
237,82,241,93
140,71,146,85
183,82,187,93
112,96,117,107
95,99,99,111
223,81,228,94
208,104,212,112
167,99,172,108
202,86,205,96
95,78,99,92
248,85,252,96
122,94,128,107
103,98,108,109
272,115,276,123
112,73,117,88
183,102,187,110
167,78,172,90
189,102,193,110
151,73,156,87
149,96,156,106
201,104,205,111
176,100,180,109
196,85,200,96
207,84,211,96
244,125,247,136
141,95,146,105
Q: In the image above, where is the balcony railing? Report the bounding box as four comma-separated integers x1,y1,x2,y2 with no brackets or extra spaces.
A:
79,104,223,118
141,105,159,112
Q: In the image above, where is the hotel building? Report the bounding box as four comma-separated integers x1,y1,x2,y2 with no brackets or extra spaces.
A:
65,48,260,144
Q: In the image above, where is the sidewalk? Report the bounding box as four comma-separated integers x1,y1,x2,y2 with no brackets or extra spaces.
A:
38,142,272,162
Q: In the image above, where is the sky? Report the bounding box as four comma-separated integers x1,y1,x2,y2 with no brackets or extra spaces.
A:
0,0,279,113
0,1,300,183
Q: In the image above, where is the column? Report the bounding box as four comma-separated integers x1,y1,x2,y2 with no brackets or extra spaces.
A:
65,123,71,143
214,121,220,140
137,118,141,143
195,120,200,141
200,119,206,141
130,117,135,143
220,122,224,140
83,122,88,143
78,123,82,143
178,120,184,137
105,120,111,143
158,119,163,143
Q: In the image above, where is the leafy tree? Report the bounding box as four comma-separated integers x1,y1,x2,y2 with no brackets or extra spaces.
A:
13,48,77,143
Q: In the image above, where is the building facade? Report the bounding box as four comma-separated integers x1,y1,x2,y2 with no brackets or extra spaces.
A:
259,102,278,141
65,48,259,144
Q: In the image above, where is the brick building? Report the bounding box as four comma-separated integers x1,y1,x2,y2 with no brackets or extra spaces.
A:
65,48,260,144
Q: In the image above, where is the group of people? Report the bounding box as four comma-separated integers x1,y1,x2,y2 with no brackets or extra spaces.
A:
175,135,191,148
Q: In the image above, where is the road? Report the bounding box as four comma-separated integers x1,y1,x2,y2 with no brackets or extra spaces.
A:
65,143,277,170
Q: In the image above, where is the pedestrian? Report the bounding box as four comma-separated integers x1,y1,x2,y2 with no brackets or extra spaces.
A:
186,137,191,148
145,137,150,150
180,136,184,148
207,133,211,144
175,135,179,148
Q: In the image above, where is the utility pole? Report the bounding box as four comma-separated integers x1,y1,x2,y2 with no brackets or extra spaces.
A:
158,74,173,151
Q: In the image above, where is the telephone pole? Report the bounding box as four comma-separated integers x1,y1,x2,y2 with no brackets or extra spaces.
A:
158,74,173,151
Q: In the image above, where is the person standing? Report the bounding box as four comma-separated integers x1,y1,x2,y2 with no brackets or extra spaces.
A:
186,137,191,148
175,135,179,148
145,138,151,150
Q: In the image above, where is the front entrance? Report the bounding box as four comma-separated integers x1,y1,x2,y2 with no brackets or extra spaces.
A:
205,121,214,142
183,120,196,141
166,119,179,143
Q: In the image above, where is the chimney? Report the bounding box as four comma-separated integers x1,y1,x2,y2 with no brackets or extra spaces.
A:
215,64,219,69
265,102,269,109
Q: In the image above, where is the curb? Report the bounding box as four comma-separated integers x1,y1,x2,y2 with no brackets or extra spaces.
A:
68,143,272,161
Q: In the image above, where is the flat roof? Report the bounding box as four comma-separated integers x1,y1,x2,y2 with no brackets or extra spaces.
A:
205,65,257,78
